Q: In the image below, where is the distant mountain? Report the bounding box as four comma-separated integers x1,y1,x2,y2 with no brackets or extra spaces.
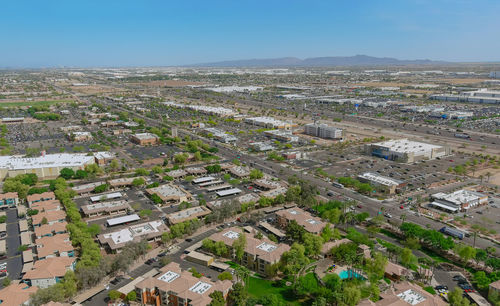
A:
189,55,448,67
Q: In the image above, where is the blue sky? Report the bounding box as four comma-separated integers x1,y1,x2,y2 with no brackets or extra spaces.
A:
1,0,499,67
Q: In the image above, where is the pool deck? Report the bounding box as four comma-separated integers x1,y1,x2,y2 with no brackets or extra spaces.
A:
314,258,348,279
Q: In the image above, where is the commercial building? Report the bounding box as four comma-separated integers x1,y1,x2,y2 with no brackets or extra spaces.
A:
304,123,344,140
80,200,130,218
163,102,238,117
166,206,211,225
244,117,295,129
67,131,93,142
229,166,250,178
23,257,76,289
365,139,449,163
90,192,122,202
0,282,38,306
276,207,327,234
202,128,237,143
0,153,97,180
253,179,284,191
430,189,488,212
264,129,298,142
249,142,274,152
430,89,500,104
167,169,188,180
207,227,290,275
27,192,55,207
186,167,208,176
130,133,159,146
0,192,19,208
108,176,145,188
146,184,192,205
98,220,168,252
136,262,232,306
357,172,405,194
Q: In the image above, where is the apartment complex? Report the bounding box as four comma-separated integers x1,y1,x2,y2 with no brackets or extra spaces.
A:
0,192,19,208
136,262,232,306
276,207,327,234
27,191,55,207
304,123,344,140
207,227,290,275
23,257,76,289
365,139,450,163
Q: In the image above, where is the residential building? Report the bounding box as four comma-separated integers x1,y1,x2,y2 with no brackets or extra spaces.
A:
384,261,410,281
31,210,66,227
365,139,450,163
166,206,211,225
304,123,344,140
146,184,192,205
130,133,159,146
23,257,76,289
0,153,97,180
97,220,168,252
358,281,446,306
30,200,62,212
207,227,290,275
489,279,500,296
0,282,38,306
34,222,68,239
430,189,488,212
357,172,405,194
136,262,232,306
276,207,327,234
80,200,130,218
0,192,19,208
35,233,74,259
27,192,55,207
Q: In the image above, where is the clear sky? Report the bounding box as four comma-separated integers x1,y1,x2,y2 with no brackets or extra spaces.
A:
1,0,499,67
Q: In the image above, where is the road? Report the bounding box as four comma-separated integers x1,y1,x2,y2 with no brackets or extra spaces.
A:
99,100,499,255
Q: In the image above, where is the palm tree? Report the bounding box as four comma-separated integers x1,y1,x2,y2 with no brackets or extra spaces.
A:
486,172,492,183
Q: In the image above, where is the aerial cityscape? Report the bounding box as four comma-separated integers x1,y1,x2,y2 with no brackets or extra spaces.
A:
0,1,500,306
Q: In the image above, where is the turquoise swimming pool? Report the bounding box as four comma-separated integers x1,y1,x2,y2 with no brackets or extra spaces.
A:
339,270,364,280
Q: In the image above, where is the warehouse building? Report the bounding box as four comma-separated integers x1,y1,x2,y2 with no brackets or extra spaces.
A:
130,133,159,146
0,153,97,180
304,123,344,140
365,139,449,163
430,189,488,212
357,172,405,194
163,101,238,117
430,89,500,104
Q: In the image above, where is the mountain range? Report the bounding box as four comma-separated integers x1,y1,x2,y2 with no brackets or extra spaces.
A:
188,55,448,67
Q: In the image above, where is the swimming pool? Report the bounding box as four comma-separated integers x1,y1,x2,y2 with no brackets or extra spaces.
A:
339,269,364,280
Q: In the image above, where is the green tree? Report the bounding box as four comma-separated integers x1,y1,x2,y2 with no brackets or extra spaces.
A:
229,282,248,305
3,179,29,199
400,248,416,267
108,290,121,301
126,291,137,302
279,243,309,275
208,290,225,306
135,168,149,176
455,244,476,267
448,288,470,306
285,219,306,242
59,167,75,179
109,159,120,171
132,177,146,187
232,231,247,262
303,233,324,257
217,271,233,281
74,169,88,179
249,169,264,180
2,277,11,287
342,285,361,306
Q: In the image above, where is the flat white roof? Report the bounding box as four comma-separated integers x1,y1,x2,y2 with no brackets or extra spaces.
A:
0,153,95,171
372,139,442,154
90,192,122,202
429,202,459,212
256,242,277,252
102,220,164,244
192,176,215,184
222,230,240,239
158,270,180,283
133,133,158,140
397,289,426,305
189,281,213,294
216,188,242,197
358,172,403,186
106,214,140,226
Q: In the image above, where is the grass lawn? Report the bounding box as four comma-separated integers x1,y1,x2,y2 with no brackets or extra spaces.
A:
247,276,302,305
0,99,73,108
